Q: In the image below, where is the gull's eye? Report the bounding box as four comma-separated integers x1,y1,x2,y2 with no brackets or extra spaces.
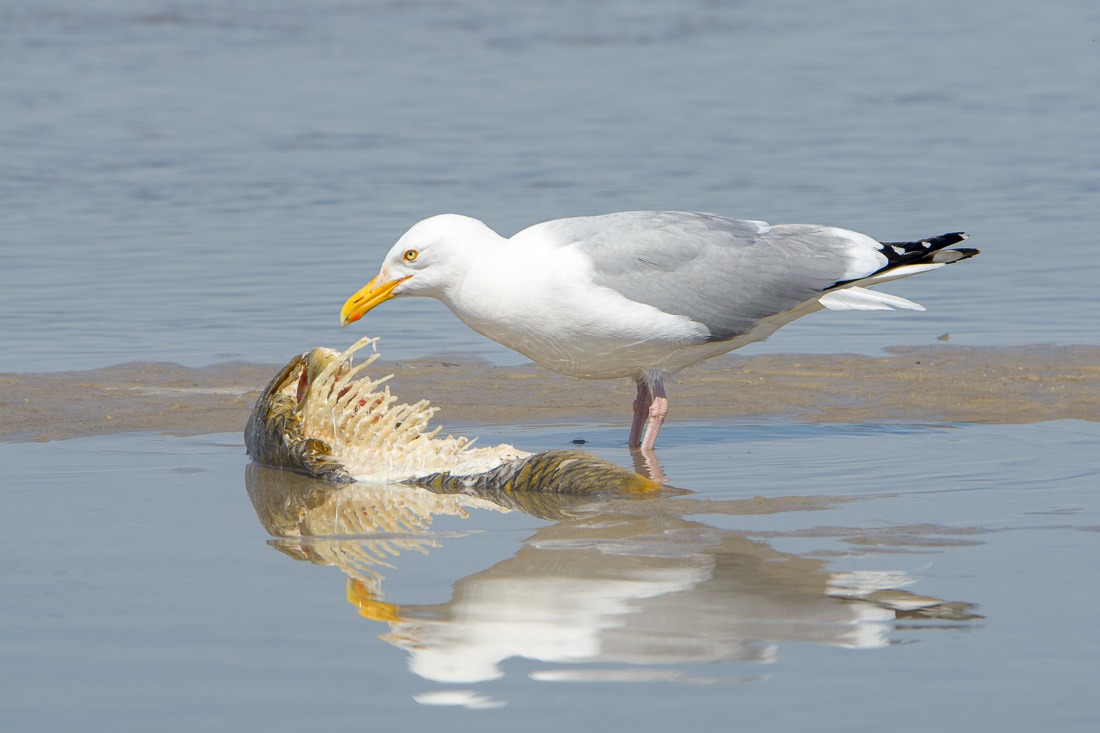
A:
403,249,419,263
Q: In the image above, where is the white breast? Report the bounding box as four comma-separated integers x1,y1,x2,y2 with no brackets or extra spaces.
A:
440,241,711,379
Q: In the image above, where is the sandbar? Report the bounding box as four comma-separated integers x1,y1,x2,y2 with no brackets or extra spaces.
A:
2,345,1097,442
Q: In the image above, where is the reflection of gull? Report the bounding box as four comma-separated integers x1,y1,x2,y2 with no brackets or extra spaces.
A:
412,690,506,710
385,517,952,684
397,544,714,683
247,468,980,690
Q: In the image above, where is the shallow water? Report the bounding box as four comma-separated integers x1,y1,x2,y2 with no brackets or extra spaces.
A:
3,1,1099,730
2,0,1098,373
2,420,1098,731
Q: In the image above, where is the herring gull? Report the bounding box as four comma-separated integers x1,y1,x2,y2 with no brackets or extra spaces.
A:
340,211,979,451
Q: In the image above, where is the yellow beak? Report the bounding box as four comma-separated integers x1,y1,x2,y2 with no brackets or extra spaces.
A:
340,274,412,326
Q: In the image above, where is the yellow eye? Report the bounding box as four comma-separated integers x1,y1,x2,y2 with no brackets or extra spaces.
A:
403,249,419,262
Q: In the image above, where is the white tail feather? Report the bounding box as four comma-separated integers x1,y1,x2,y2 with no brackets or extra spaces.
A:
819,286,925,312
860,262,945,285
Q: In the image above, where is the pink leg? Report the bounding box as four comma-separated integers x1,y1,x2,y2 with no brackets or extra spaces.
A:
628,377,651,447
639,379,668,452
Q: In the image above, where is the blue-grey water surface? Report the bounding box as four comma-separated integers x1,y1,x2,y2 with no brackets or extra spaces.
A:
2,421,1098,731
2,1,1099,731
2,0,1098,372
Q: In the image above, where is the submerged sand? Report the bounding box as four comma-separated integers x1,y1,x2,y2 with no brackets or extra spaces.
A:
2,344,1097,442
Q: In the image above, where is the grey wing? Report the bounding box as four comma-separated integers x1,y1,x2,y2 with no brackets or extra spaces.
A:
564,212,872,341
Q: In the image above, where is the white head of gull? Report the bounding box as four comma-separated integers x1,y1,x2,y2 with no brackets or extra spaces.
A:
340,211,979,451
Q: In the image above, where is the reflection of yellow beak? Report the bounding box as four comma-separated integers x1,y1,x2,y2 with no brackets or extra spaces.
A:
340,274,412,326
347,579,403,622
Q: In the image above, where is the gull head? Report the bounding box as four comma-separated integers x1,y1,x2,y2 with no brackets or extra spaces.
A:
340,214,495,326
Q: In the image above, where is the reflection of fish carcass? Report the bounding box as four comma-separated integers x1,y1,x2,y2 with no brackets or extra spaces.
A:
246,464,509,596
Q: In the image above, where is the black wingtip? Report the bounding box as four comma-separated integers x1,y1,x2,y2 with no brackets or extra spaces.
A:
921,232,968,249
829,232,979,290
878,232,974,263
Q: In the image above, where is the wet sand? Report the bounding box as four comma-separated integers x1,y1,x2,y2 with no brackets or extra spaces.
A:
2,344,1097,442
